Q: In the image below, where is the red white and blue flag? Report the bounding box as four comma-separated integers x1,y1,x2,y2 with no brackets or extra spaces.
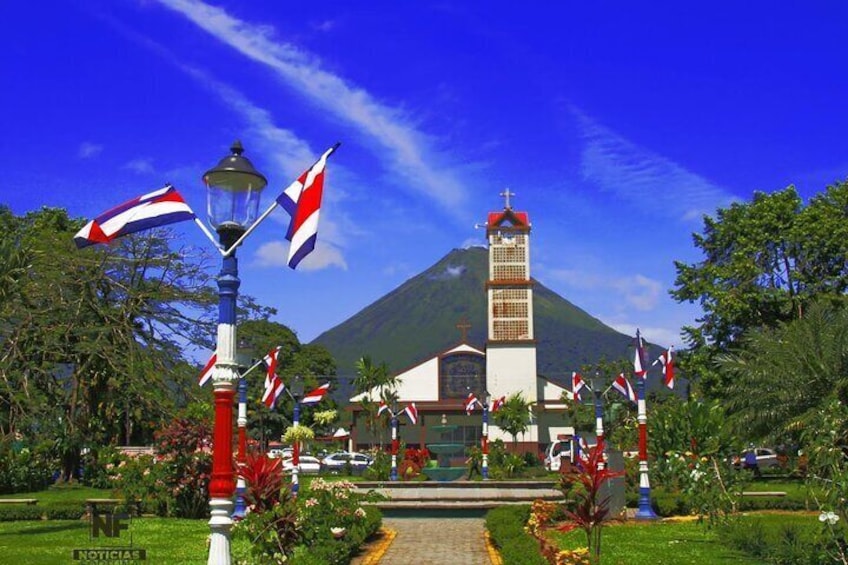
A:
633,331,648,379
377,400,389,416
464,393,480,414
491,396,506,412
403,403,419,425
277,144,339,269
261,347,285,409
654,346,675,389
571,372,587,401
198,353,216,387
74,185,195,249
612,373,637,403
301,383,330,405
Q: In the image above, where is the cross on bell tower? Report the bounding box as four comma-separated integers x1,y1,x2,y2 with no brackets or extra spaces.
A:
500,188,514,210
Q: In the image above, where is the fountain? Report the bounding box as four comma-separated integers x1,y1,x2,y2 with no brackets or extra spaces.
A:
422,414,467,482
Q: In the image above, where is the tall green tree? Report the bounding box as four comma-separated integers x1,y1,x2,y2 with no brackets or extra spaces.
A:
672,181,848,398
0,207,231,480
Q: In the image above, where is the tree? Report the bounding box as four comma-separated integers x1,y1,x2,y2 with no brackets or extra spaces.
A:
0,207,260,480
237,320,338,446
352,356,397,447
493,392,532,448
671,181,848,398
716,300,848,446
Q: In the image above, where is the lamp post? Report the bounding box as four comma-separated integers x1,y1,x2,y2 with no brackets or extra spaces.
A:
591,374,605,471
289,376,304,496
204,141,267,565
481,390,490,480
634,329,658,520
390,402,399,482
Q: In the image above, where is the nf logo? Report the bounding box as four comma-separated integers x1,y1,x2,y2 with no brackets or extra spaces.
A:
91,512,129,538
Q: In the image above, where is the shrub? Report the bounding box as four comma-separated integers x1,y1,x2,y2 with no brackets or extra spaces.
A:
44,502,86,520
486,505,547,565
362,450,390,481
81,446,122,489
0,441,54,494
0,505,44,521
153,417,212,518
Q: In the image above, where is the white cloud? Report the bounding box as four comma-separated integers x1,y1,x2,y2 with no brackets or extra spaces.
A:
544,267,662,311
124,158,155,174
573,108,736,222
254,240,347,271
604,321,682,350
155,0,470,210
78,142,103,159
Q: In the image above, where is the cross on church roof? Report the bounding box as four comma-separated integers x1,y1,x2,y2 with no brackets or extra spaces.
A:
456,317,472,342
500,188,515,210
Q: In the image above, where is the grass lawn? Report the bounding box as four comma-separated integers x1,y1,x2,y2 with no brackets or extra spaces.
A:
0,517,209,564
547,513,818,565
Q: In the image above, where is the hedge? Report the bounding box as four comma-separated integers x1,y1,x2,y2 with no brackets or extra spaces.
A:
485,505,547,565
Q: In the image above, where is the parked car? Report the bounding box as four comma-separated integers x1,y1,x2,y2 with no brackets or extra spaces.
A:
321,452,373,474
268,447,293,459
731,447,780,469
282,455,322,475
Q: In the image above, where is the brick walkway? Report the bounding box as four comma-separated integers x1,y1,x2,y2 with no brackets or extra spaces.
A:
353,517,494,565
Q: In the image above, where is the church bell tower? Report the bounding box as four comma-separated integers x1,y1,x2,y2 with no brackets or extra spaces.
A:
485,190,538,414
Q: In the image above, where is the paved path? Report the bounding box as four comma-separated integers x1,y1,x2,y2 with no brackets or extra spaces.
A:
354,517,494,565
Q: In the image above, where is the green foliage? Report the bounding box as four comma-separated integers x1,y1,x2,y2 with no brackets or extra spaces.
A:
719,301,848,446
718,517,830,565
486,505,548,565
234,478,382,565
0,442,54,494
153,417,211,518
485,440,527,479
672,181,848,398
649,398,736,460
233,489,301,565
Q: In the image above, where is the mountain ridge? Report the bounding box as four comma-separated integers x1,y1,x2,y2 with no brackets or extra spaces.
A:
311,247,641,382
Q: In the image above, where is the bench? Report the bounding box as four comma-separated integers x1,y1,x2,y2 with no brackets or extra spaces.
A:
740,491,787,497
0,499,37,505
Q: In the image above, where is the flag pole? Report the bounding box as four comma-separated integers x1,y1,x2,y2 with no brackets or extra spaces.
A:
222,142,342,258
193,218,226,255
634,328,659,519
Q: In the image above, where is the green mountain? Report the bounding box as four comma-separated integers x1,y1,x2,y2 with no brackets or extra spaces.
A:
311,247,639,382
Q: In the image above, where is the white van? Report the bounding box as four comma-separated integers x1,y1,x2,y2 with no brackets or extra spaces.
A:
544,438,573,472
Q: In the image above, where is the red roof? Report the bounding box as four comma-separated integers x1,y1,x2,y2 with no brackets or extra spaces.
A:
487,209,530,230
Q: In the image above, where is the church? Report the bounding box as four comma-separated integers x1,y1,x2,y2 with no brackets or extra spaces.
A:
348,192,573,455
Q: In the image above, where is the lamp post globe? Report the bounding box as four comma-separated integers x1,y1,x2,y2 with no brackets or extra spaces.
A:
204,141,267,565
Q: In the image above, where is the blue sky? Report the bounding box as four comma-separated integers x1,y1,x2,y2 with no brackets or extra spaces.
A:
3,1,847,354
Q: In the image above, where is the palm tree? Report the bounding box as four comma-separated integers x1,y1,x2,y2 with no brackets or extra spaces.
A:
353,356,398,447
493,392,533,448
717,300,848,446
